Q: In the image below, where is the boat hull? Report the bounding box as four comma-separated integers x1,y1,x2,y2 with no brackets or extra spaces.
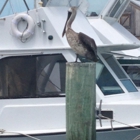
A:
1,128,140,140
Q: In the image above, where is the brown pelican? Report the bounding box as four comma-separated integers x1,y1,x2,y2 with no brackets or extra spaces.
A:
62,7,98,62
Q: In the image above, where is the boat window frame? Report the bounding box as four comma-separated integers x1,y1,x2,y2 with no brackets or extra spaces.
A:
0,53,67,99
79,52,135,96
119,61,140,89
100,0,130,20
108,0,128,18
100,53,139,94
97,53,128,94
96,58,125,96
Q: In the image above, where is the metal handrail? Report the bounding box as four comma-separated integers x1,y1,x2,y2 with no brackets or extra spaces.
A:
23,0,30,11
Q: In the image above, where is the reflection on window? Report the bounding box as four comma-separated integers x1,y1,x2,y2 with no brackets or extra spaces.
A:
0,54,66,98
96,60,124,95
122,66,140,88
102,53,138,92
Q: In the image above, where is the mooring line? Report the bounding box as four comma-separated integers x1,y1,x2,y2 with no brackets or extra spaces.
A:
0,129,41,140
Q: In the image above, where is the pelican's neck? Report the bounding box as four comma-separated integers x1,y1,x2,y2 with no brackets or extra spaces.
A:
67,9,77,29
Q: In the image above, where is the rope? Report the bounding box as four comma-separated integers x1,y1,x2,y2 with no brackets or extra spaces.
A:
100,114,140,129
133,134,140,140
20,16,36,43
20,20,28,43
134,135,140,140
99,115,140,140
0,129,41,140
1,114,140,140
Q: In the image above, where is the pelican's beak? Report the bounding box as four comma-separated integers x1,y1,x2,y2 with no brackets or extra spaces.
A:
62,11,72,37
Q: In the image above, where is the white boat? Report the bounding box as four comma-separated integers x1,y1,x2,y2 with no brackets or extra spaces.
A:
0,0,140,140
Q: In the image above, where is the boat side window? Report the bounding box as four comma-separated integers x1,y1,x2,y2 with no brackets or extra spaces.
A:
79,56,124,95
102,53,138,92
122,65,140,88
0,54,66,99
107,0,127,18
96,59,124,95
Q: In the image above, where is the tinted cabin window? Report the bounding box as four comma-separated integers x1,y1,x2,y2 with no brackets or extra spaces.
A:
122,66,140,88
102,54,138,92
0,54,66,98
96,60,124,95
79,56,124,95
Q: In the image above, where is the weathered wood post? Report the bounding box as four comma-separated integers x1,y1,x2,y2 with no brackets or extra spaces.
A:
66,62,96,140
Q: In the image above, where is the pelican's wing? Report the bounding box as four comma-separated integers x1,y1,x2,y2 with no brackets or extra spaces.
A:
78,32,97,55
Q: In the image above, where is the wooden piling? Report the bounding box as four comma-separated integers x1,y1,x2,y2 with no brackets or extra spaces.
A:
66,62,96,140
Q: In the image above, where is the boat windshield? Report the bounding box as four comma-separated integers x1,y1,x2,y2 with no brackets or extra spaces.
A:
0,0,128,18
0,0,34,17
0,0,105,17
45,0,110,16
0,0,113,17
